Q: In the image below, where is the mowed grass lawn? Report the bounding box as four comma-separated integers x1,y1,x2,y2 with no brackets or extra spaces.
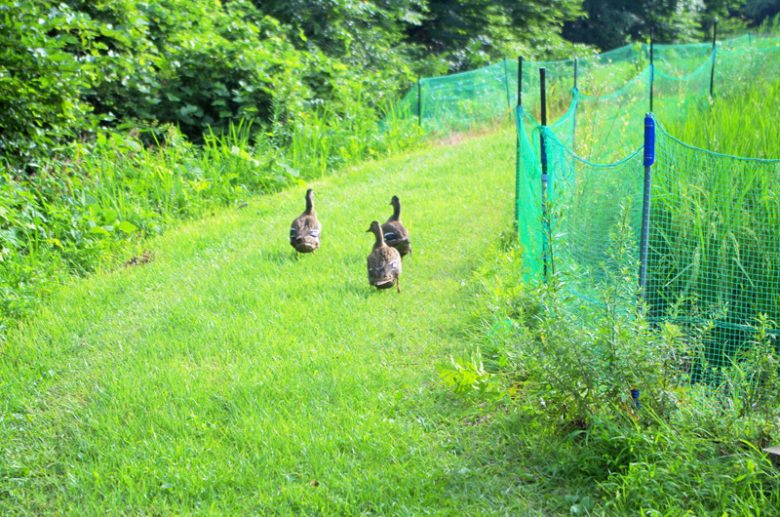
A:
0,130,535,514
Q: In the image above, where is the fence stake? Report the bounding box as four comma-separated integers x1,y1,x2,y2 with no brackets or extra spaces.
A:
573,56,579,90
639,114,655,299
573,56,579,152
417,78,422,127
517,57,523,108
650,33,655,112
540,67,550,281
514,57,524,230
710,17,718,98
502,58,512,116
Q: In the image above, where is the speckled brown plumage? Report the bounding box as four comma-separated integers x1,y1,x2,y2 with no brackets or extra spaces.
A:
367,220,402,292
290,189,321,253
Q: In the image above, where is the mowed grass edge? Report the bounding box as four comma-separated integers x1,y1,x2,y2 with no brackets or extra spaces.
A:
0,129,541,514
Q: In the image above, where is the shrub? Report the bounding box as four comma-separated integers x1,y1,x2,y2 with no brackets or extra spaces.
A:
443,226,780,513
0,1,94,169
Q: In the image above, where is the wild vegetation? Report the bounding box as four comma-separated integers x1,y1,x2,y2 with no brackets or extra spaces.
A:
670,76,780,157
2,0,775,171
439,26,780,517
446,232,780,513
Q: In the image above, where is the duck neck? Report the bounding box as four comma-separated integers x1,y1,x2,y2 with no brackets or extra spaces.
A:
373,226,385,249
390,200,400,221
305,193,314,214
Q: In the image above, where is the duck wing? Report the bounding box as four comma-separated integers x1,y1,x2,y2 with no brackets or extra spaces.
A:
381,220,411,256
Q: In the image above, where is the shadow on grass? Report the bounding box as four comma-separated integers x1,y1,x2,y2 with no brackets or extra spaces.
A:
259,249,302,265
336,280,388,300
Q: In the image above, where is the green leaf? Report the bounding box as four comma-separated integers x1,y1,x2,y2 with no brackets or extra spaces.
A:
116,221,138,234
90,226,111,236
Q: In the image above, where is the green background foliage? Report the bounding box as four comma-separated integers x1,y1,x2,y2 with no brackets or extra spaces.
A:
2,0,777,171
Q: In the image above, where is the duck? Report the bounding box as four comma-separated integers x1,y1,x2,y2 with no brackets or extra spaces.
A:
367,220,402,292
289,188,321,253
381,195,411,257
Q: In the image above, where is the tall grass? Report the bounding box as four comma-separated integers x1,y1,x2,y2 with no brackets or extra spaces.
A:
643,78,780,370
513,39,780,369
670,78,780,158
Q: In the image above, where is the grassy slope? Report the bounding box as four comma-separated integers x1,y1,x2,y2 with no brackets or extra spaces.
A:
0,130,539,514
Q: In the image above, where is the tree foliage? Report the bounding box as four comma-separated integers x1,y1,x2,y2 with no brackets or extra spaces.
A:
0,1,93,168
563,0,769,50
2,0,778,171
407,0,585,70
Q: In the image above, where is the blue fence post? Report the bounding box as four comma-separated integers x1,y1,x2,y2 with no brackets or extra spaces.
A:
639,114,655,299
631,387,641,411
539,67,550,282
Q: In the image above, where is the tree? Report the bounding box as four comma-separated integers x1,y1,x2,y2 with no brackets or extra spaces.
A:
407,0,585,71
744,0,780,25
563,0,771,50
563,0,707,50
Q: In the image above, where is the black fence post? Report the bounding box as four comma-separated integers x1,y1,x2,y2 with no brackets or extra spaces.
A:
639,113,655,299
517,57,523,108
710,17,718,98
539,67,550,281
573,56,579,90
514,57,524,230
650,33,655,112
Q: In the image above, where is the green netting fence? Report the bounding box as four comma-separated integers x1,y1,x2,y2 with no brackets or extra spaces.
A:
397,33,780,372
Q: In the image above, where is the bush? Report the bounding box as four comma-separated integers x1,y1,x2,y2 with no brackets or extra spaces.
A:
1,0,419,172
0,1,94,169
443,228,780,513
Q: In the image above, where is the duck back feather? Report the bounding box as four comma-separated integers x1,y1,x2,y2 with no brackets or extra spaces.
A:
290,189,321,253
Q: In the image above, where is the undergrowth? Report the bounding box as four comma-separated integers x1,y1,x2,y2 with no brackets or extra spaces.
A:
442,229,780,514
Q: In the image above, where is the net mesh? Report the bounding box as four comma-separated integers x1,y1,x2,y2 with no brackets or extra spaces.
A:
414,61,513,132
648,123,780,369
396,34,780,371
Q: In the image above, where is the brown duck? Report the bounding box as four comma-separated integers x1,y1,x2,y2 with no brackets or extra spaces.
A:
367,220,402,292
289,188,321,253
381,195,411,257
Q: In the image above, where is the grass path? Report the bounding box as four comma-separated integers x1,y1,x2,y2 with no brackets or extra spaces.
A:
0,130,534,514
